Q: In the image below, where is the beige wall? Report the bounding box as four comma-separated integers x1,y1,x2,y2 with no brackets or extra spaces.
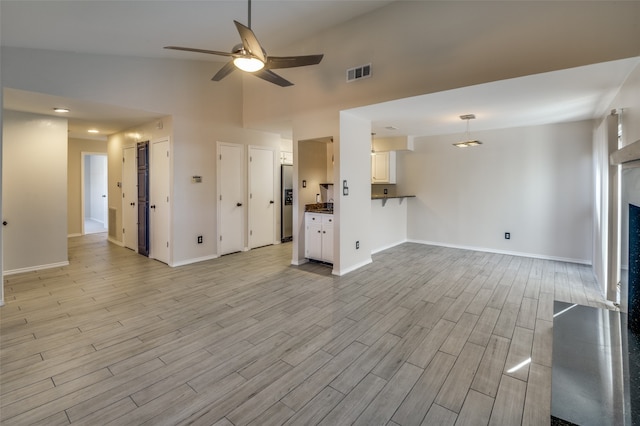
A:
244,1,640,132
401,120,594,264
67,138,108,236
2,110,68,273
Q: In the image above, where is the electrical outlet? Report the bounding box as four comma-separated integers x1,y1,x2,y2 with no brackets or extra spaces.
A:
505,232,510,240
356,241,360,249
197,235,203,244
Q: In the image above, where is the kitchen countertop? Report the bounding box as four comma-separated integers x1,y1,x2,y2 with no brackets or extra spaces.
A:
305,203,334,214
371,195,416,200
305,209,334,214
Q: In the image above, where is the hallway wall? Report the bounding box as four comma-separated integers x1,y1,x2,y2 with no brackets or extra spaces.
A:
2,110,68,273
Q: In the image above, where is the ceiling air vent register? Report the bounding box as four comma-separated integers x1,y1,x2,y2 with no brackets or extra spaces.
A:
347,64,372,82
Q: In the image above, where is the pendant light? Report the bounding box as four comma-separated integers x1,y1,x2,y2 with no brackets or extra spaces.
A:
453,114,483,148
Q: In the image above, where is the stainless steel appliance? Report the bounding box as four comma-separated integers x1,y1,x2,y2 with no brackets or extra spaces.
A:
281,164,293,242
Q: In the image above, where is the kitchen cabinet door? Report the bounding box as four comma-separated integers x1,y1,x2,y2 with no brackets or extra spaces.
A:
321,221,333,263
305,212,333,263
371,151,396,184
305,214,323,260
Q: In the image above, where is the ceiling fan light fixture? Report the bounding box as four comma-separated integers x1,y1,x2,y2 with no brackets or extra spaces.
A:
233,56,264,72
53,107,70,113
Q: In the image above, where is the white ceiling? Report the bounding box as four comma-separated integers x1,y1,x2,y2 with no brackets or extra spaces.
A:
1,0,638,140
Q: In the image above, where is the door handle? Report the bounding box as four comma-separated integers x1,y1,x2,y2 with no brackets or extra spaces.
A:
2,221,7,226
102,195,106,198
131,202,136,206
150,205,156,209
269,200,274,204
237,203,243,207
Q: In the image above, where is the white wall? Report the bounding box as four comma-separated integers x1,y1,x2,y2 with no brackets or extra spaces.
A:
371,198,408,254
401,121,594,263
2,110,68,273
595,63,640,299
337,112,373,274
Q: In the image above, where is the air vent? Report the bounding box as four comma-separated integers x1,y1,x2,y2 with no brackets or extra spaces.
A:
108,208,117,238
346,63,372,82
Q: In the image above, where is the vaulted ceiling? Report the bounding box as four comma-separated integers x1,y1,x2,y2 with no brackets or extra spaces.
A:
2,1,638,140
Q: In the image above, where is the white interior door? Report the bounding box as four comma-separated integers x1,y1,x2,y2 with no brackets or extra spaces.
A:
150,138,170,264
122,146,137,251
82,153,108,234
218,142,244,255
249,146,275,249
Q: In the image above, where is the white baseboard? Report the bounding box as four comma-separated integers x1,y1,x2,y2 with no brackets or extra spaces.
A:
371,239,407,255
67,233,82,238
4,261,70,276
107,237,124,247
333,257,373,276
406,239,592,265
291,258,308,266
171,255,219,267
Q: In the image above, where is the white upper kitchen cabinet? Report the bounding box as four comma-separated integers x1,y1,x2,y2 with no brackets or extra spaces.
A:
371,151,396,184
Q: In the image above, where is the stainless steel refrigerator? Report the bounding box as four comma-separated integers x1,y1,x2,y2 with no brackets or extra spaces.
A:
281,164,293,242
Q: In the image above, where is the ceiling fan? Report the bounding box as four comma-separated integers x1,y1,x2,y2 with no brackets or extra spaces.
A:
164,0,324,87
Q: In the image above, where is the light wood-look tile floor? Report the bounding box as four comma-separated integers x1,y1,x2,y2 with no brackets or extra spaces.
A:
1,235,613,425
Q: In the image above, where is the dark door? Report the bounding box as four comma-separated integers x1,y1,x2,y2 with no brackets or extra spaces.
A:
137,141,150,256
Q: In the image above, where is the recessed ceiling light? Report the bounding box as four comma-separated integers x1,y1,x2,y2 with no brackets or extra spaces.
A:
385,126,398,131
88,129,99,134
53,107,70,113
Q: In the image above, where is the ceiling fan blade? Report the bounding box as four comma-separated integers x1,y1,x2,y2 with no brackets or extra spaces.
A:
212,61,237,81
266,54,324,70
253,69,293,87
233,20,266,63
164,46,237,58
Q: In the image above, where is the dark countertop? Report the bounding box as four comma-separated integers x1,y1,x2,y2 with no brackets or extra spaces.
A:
371,195,416,200
305,203,334,214
305,209,334,214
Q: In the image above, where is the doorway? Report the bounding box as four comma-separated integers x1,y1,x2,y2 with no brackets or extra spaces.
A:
81,153,108,235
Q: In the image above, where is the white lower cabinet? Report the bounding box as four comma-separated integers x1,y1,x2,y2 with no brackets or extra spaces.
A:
305,212,333,263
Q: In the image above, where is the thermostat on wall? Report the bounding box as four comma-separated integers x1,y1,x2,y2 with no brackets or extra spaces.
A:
192,176,202,183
